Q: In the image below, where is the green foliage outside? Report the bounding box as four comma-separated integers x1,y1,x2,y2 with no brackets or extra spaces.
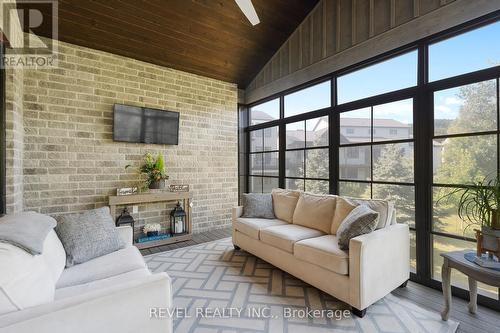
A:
434,80,497,237
368,144,414,226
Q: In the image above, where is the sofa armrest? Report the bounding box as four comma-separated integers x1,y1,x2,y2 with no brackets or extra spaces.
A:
0,273,172,333
232,206,243,221
348,224,410,310
116,225,133,245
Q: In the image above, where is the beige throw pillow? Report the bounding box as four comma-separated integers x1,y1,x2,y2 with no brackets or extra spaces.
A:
331,197,357,234
272,188,300,223
292,193,336,233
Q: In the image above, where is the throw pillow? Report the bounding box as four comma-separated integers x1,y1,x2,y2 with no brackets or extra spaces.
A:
336,205,379,250
0,212,57,255
55,207,125,267
331,197,357,234
271,188,300,223
347,198,393,229
292,192,336,233
241,193,275,219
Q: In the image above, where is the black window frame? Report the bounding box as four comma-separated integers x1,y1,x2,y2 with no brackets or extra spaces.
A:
284,115,330,193
240,11,500,311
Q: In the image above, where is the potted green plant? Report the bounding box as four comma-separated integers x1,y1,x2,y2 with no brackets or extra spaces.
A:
126,153,169,190
439,176,500,254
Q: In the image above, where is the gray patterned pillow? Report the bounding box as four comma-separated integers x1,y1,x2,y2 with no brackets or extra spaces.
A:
55,207,125,267
336,205,379,250
242,193,275,219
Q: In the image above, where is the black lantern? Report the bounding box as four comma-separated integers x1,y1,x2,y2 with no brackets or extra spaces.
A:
170,202,186,235
116,207,135,230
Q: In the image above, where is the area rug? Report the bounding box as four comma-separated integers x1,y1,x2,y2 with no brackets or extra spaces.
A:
145,238,459,333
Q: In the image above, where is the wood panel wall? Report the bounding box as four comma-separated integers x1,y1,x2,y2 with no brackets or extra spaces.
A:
245,0,482,102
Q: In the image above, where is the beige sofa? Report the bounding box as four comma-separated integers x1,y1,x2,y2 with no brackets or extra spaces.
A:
232,190,410,317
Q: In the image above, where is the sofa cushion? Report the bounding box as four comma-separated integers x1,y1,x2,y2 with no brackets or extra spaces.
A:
55,207,126,267
56,246,147,288
292,193,336,233
55,268,151,300
235,217,288,240
0,242,55,315
331,197,357,234
272,188,300,223
41,230,66,282
294,235,349,275
241,193,275,219
347,198,393,229
0,212,56,255
337,205,379,250
260,224,324,253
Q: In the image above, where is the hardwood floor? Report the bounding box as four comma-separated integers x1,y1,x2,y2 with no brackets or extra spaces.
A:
141,226,500,332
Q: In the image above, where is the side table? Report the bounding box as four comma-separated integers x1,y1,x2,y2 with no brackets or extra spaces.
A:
440,250,500,320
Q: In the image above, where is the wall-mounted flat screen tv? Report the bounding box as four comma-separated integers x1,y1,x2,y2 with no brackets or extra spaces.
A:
113,104,179,145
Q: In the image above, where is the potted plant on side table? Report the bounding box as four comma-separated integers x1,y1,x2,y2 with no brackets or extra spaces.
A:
440,176,500,258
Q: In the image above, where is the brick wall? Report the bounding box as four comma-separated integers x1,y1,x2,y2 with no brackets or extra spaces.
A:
8,38,238,233
5,62,24,213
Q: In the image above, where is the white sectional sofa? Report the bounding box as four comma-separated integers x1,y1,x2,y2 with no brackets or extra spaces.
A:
232,189,410,317
0,222,172,333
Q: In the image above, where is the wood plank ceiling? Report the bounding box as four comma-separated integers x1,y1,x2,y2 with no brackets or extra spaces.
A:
21,0,319,87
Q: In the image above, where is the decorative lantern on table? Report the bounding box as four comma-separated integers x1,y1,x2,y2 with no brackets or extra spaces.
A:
170,201,186,235
116,207,135,230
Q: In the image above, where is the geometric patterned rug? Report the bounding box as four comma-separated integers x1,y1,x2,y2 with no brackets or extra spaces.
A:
145,238,459,333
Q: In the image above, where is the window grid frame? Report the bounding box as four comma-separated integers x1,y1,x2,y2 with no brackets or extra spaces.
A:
284,117,330,193
242,13,500,310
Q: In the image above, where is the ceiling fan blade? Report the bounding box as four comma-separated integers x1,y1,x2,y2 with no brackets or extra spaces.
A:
234,0,260,26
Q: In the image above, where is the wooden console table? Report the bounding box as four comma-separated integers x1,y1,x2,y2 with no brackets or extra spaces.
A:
440,250,500,320
108,191,192,250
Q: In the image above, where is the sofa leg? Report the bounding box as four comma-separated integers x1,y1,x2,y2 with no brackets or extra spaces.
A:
351,307,366,318
399,280,408,288
233,244,241,250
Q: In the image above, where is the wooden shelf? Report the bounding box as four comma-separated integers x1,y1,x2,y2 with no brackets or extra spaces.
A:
109,191,191,206
135,233,192,250
108,191,192,250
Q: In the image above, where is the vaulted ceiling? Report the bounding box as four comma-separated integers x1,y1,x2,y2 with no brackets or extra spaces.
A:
23,0,319,87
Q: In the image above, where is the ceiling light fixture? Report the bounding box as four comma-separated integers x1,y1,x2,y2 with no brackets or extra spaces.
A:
234,0,260,26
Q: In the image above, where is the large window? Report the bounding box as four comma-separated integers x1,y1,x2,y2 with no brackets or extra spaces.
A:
285,116,329,193
243,16,500,309
429,20,500,82
339,99,416,271
337,51,418,104
284,81,331,117
431,78,499,299
248,126,279,193
249,98,279,126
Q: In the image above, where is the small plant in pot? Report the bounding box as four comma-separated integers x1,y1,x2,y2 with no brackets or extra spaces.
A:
126,153,169,190
439,176,500,257
143,223,162,237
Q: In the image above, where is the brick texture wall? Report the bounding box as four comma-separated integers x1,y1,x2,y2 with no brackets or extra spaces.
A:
5,62,24,213
7,39,238,233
